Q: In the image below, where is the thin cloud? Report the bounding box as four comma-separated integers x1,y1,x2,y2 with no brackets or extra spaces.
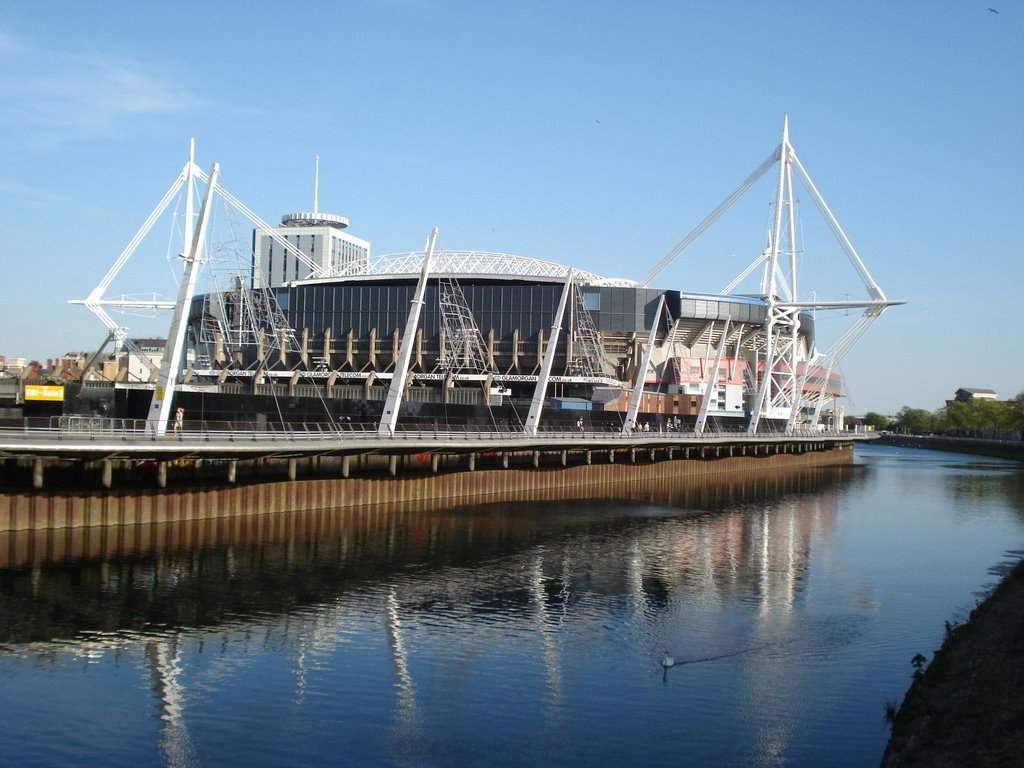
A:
0,35,203,151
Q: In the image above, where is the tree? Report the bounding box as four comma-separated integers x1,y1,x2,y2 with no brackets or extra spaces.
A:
942,400,975,435
863,411,890,430
893,406,935,434
1008,391,1024,438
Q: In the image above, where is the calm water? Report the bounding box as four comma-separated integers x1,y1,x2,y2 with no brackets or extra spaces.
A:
1,444,1023,767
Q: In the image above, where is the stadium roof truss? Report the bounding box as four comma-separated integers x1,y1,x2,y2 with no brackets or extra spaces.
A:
327,250,636,287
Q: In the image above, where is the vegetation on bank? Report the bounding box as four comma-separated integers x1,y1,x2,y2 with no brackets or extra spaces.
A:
859,390,1024,440
881,558,1024,766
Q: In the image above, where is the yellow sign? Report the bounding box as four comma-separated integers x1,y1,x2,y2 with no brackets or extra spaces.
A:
25,384,65,402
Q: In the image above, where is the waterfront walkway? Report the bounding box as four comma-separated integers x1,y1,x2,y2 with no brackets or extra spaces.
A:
0,417,867,488
0,418,862,460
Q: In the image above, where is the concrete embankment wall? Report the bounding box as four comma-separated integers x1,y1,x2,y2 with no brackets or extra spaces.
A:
0,445,851,533
877,434,1024,462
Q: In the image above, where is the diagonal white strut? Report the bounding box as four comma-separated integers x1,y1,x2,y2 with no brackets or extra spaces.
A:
788,150,887,302
622,295,666,434
695,317,730,435
639,148,781,288
147,162,219,434
524,270,574,435
379,228,438,435
70,143,199,351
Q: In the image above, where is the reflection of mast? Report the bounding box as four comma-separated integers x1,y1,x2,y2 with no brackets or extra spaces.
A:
627,539,655,631
529,555,563,713
385,588,419,727
146,639,198,768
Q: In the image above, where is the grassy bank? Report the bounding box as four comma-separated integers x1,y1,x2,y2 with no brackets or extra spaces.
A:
881,558,1024,766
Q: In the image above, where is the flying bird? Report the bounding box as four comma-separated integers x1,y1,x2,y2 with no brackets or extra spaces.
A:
988,7,998,13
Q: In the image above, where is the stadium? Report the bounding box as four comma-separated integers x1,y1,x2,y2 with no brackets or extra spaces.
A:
78,123,899,435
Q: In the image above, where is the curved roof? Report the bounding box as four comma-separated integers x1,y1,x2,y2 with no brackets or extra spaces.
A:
327,250,637,287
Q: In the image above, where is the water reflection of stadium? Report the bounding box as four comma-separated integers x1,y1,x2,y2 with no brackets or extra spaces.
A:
0,463,848,648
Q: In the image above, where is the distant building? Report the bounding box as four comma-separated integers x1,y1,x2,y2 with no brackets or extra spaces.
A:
119,338,166,382
253,211,370,289
953,387,999,403
46,352,89,381
1,357,27,377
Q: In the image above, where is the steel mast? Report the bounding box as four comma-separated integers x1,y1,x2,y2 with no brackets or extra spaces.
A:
146,162,219,434
378,228,438,435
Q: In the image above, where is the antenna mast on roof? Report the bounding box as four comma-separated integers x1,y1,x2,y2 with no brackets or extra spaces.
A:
313,154,320,214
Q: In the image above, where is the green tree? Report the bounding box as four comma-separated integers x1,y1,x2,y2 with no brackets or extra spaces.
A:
894,406,935,434
863,411,890,430
996,391,1024,438
942,400,974,435
1010,391,1024,437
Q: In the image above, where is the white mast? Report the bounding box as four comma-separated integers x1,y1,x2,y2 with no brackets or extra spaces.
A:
622,295,665,433
313,154,320,215
378,228,438,435
635,117,901,435
146,162,220,434
524,270,574,435
695,318,731,435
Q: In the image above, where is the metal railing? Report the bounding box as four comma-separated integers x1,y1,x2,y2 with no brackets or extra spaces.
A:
0,415,855,446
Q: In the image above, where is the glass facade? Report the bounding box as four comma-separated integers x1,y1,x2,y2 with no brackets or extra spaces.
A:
286,279,566,343
588,287,673,333
678,294,765,324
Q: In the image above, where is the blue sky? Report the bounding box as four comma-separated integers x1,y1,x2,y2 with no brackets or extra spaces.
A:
0,0,1020,415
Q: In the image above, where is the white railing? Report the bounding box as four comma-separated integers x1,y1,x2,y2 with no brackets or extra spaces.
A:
0,415,858,446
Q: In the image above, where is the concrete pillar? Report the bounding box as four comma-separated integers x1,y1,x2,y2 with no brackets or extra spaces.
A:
609,450,615,464
431,454,440,473
102,460,113,489
158,462,167,488
630,448,637,464
389,455,398,476
502,452,509,469
288,458,298,481
532,451,540,468
468,453,476,471
560,450,567,466
586,450,592,465
32,458,43,490
227,460,237,484
342,455,351,478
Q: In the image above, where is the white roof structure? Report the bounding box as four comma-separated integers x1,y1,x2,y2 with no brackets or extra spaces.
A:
315,249,637,287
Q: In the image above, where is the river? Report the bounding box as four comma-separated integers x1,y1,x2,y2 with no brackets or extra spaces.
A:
1,443,1022,767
